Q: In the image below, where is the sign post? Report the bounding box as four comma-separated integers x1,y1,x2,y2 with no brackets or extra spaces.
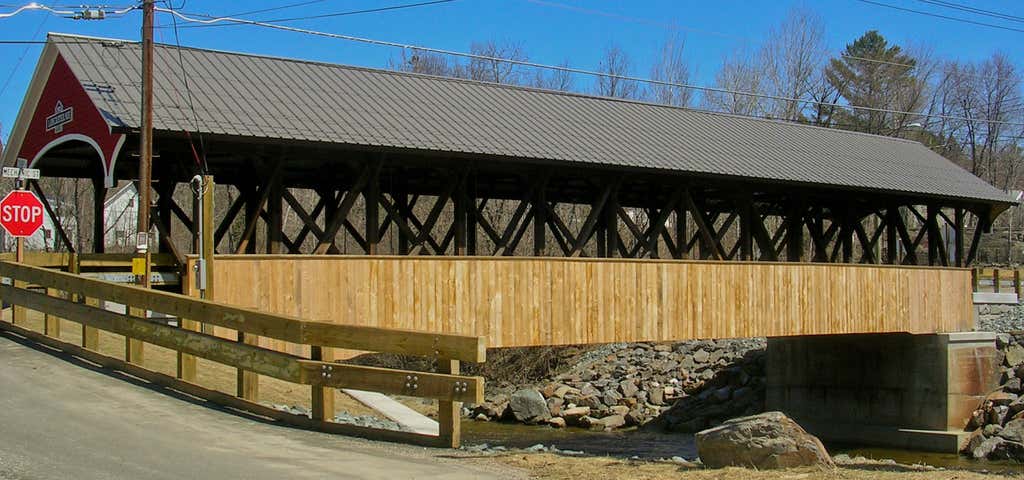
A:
1,162,44,325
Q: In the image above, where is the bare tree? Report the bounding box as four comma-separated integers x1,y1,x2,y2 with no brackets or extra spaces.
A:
760,7,827,121
530,59,574,92
933,52,1024,188
468,39,528,84
702,45,765,116
645,32,694,107
594,44,639,99
388,48,463,77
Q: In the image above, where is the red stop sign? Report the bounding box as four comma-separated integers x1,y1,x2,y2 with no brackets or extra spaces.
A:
0,190,45,238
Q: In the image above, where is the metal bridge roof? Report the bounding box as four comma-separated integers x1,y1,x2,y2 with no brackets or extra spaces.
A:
49,33,1012,206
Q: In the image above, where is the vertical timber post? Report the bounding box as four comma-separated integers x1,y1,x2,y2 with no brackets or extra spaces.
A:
178,175,213,382
454,173,467,256
466,172,477,255
606,188,619,258
674,200,687,259
740,197,753,261
887,205,900,265
786,200,804,262
310,346,335,422
365,162,380,255
437,358,461,448
533,183,546,256
92,177,106,254
396,191,409,255
927,204,939,266
841,206,854,263
954,208,965,267
239,176,267,401
72,254,99,350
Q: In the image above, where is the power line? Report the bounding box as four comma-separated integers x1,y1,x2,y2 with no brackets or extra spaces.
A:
153,6,1024,128
226,0,329,18
914,0,1024,24
525,0,1016,83
855,0,1024,34
163,0,207,172
164,0,457,30
0,2,136,19
0,11,46,98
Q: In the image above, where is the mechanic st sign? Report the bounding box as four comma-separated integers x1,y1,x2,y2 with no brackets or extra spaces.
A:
0,190,45,237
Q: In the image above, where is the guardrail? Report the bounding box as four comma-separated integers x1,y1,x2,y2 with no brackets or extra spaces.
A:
0,260,485,448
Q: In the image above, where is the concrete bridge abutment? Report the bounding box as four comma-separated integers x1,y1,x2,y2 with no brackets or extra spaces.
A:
766,332,1002,453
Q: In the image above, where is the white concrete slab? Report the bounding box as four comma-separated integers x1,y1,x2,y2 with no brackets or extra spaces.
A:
973,292,1019,304
342,389,439,436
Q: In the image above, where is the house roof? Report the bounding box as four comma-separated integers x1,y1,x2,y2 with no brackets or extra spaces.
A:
47,33,1013,206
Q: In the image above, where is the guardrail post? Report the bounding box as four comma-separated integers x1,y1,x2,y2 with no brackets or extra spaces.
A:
437,358,461,448
11,241,26,325
125,307,145,365
70,254,100,351
1015,270,1022,299
971,268,980,292
43,287,60,337
310,346,334,422
237,341,259,401
994,268,1001,293
177,259,199,382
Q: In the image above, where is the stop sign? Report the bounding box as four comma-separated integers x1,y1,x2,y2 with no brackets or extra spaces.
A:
0,190,45,237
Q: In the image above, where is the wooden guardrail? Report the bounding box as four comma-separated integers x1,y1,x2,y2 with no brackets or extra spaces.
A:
972,267,1024,297
0,260,485,448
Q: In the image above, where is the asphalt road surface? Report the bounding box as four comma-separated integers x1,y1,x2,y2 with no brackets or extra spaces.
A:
0,332,512,480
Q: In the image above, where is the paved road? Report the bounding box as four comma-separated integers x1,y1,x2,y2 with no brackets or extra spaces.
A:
0,333,512,480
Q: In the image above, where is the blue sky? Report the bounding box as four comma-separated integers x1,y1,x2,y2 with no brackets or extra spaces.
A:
1,0,1022,144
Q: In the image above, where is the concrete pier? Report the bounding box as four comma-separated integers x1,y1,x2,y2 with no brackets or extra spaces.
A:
766,332,1001,452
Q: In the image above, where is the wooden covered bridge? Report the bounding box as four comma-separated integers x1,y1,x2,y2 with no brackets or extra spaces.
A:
1,33,1015,348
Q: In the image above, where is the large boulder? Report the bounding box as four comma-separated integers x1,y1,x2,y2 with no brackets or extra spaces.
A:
509,389,551,424
695,411,834,469
998,418,1024,443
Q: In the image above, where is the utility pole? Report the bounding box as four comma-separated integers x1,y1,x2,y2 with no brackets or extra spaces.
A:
136,0,154,277
129,0,155,365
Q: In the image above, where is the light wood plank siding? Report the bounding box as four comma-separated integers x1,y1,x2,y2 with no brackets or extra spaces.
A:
202,256,973,349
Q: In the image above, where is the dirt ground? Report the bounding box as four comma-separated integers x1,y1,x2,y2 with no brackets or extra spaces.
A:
477,453,1022,479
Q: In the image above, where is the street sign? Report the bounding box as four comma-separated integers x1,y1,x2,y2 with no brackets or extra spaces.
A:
2,166,40,180
0,190,45,237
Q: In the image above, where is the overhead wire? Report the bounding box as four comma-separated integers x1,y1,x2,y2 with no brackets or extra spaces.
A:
913,0,1024,24
0,11,46,98
164,0,458,29
226,0,330,18
163,0,207,173
153,5,1024,128
0,2,136,18
854,0,1024,34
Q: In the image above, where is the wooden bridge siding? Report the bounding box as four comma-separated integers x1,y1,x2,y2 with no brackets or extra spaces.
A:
202,256,973,350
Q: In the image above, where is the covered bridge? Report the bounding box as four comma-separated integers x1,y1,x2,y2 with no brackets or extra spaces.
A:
0,33,1015,345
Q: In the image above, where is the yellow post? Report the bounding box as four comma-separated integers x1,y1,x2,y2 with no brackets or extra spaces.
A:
437,358,462,448
310,346,335,421
177,259,199,382
43,287,60,337
11,237,26,325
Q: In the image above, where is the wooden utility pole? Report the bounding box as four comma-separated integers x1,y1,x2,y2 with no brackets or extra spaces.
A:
128,0,155,365
137,0,154,254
